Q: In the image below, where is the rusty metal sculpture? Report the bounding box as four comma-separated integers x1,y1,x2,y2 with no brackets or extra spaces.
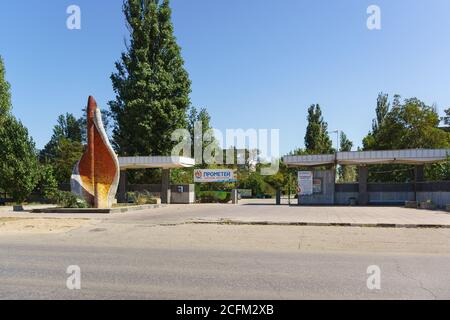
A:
71,96,120,208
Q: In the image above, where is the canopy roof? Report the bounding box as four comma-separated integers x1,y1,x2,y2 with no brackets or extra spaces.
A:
119,156,195,170
284,149,450,167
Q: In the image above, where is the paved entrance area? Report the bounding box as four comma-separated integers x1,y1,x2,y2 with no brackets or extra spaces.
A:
191,199,450,228
2,199,449,228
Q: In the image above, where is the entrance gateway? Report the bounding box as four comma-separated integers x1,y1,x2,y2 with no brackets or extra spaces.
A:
117,156,195,205
283,149,450,207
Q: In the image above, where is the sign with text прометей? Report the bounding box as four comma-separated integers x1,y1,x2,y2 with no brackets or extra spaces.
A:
194,169,237,183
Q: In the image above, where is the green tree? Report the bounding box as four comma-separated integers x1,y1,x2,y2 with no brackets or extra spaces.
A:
40,113,83,162
443,108,450,127
364,97,449,150
337,132,357,182
371,93,390,134
304,104,334,154
39,113,85,185
0,55,11,117
109,0,192,157
425,155,450,181
187,106,216,165
51,137,85,185
339,131,353,152
363,94,450,182
35,164,58,200
0,115,40,203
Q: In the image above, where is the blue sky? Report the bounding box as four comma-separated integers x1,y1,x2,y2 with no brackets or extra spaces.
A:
0,0,449,154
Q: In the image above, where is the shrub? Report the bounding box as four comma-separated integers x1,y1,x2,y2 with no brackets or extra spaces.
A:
197,191,231,203
50,191,89,208
35,164,58,200
127,191,159,205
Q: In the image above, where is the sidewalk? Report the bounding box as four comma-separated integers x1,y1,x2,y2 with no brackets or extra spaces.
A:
0,204,57,213
188,200,450,229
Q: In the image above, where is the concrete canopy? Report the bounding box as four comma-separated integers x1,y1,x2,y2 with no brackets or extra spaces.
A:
118,156,195,170
284,149,450,167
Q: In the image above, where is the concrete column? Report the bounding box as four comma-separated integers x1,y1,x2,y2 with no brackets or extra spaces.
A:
117,170,128,203
415,165,425,182
276,189,281,205
358,166,369,206
414,165,425,202
231,189,239,205
161,169,171,204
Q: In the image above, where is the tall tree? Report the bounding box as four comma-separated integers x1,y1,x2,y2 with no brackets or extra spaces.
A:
443,108,450,127
339,131,353,152
0,55,11,118
0,115,40,203
40,113,85,185
363,94,450,182
40,113,83,161
187,106,216,163
371,93,390,133
304,104,333,154
364,96,450,150
337,132,356,182
109,0,192,156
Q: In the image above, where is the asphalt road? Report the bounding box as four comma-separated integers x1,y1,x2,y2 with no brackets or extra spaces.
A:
1,202,449,299
1,240,449,299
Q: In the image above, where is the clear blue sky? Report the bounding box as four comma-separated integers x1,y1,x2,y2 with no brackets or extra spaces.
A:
1,0,449,154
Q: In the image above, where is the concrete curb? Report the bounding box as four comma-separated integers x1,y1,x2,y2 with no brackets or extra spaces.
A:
31,204,167,214
189,220,450,229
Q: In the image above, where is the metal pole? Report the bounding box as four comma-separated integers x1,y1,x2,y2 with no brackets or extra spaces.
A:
288,173,292,206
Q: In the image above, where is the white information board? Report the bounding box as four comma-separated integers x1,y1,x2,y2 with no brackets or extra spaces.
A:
298,171,313,196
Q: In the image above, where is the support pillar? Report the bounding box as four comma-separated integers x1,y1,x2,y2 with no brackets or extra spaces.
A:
231,189,239,205
276,189,281,205
414,165,424,202
358,166,369,206
414,165,424,182
117,170,128,203
161,169,171,204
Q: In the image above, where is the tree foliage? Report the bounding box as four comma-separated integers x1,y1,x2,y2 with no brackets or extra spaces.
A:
39,113,85,185
304,104,334,154
0,55,11,117
187,106,216,165
0,115,40,203
338,132,357,182
40,113,83,162
363,94,450,182
363,95,449,150
443,108,450,127
109,0,192,157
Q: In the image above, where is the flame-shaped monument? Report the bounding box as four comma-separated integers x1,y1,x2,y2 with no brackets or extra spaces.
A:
71,96,120,208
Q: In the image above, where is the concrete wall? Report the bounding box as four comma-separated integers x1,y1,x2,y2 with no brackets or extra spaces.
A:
335,192,359,205
170,185,195,204
127,184,195,204
335,181,450,207
298,170,335,205
368,192,415,203
417,192,450,207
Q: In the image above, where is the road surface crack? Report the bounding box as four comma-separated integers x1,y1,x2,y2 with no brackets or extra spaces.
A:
395,260,437,300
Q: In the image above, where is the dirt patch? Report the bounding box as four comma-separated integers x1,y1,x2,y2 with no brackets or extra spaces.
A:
0,217,90,234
